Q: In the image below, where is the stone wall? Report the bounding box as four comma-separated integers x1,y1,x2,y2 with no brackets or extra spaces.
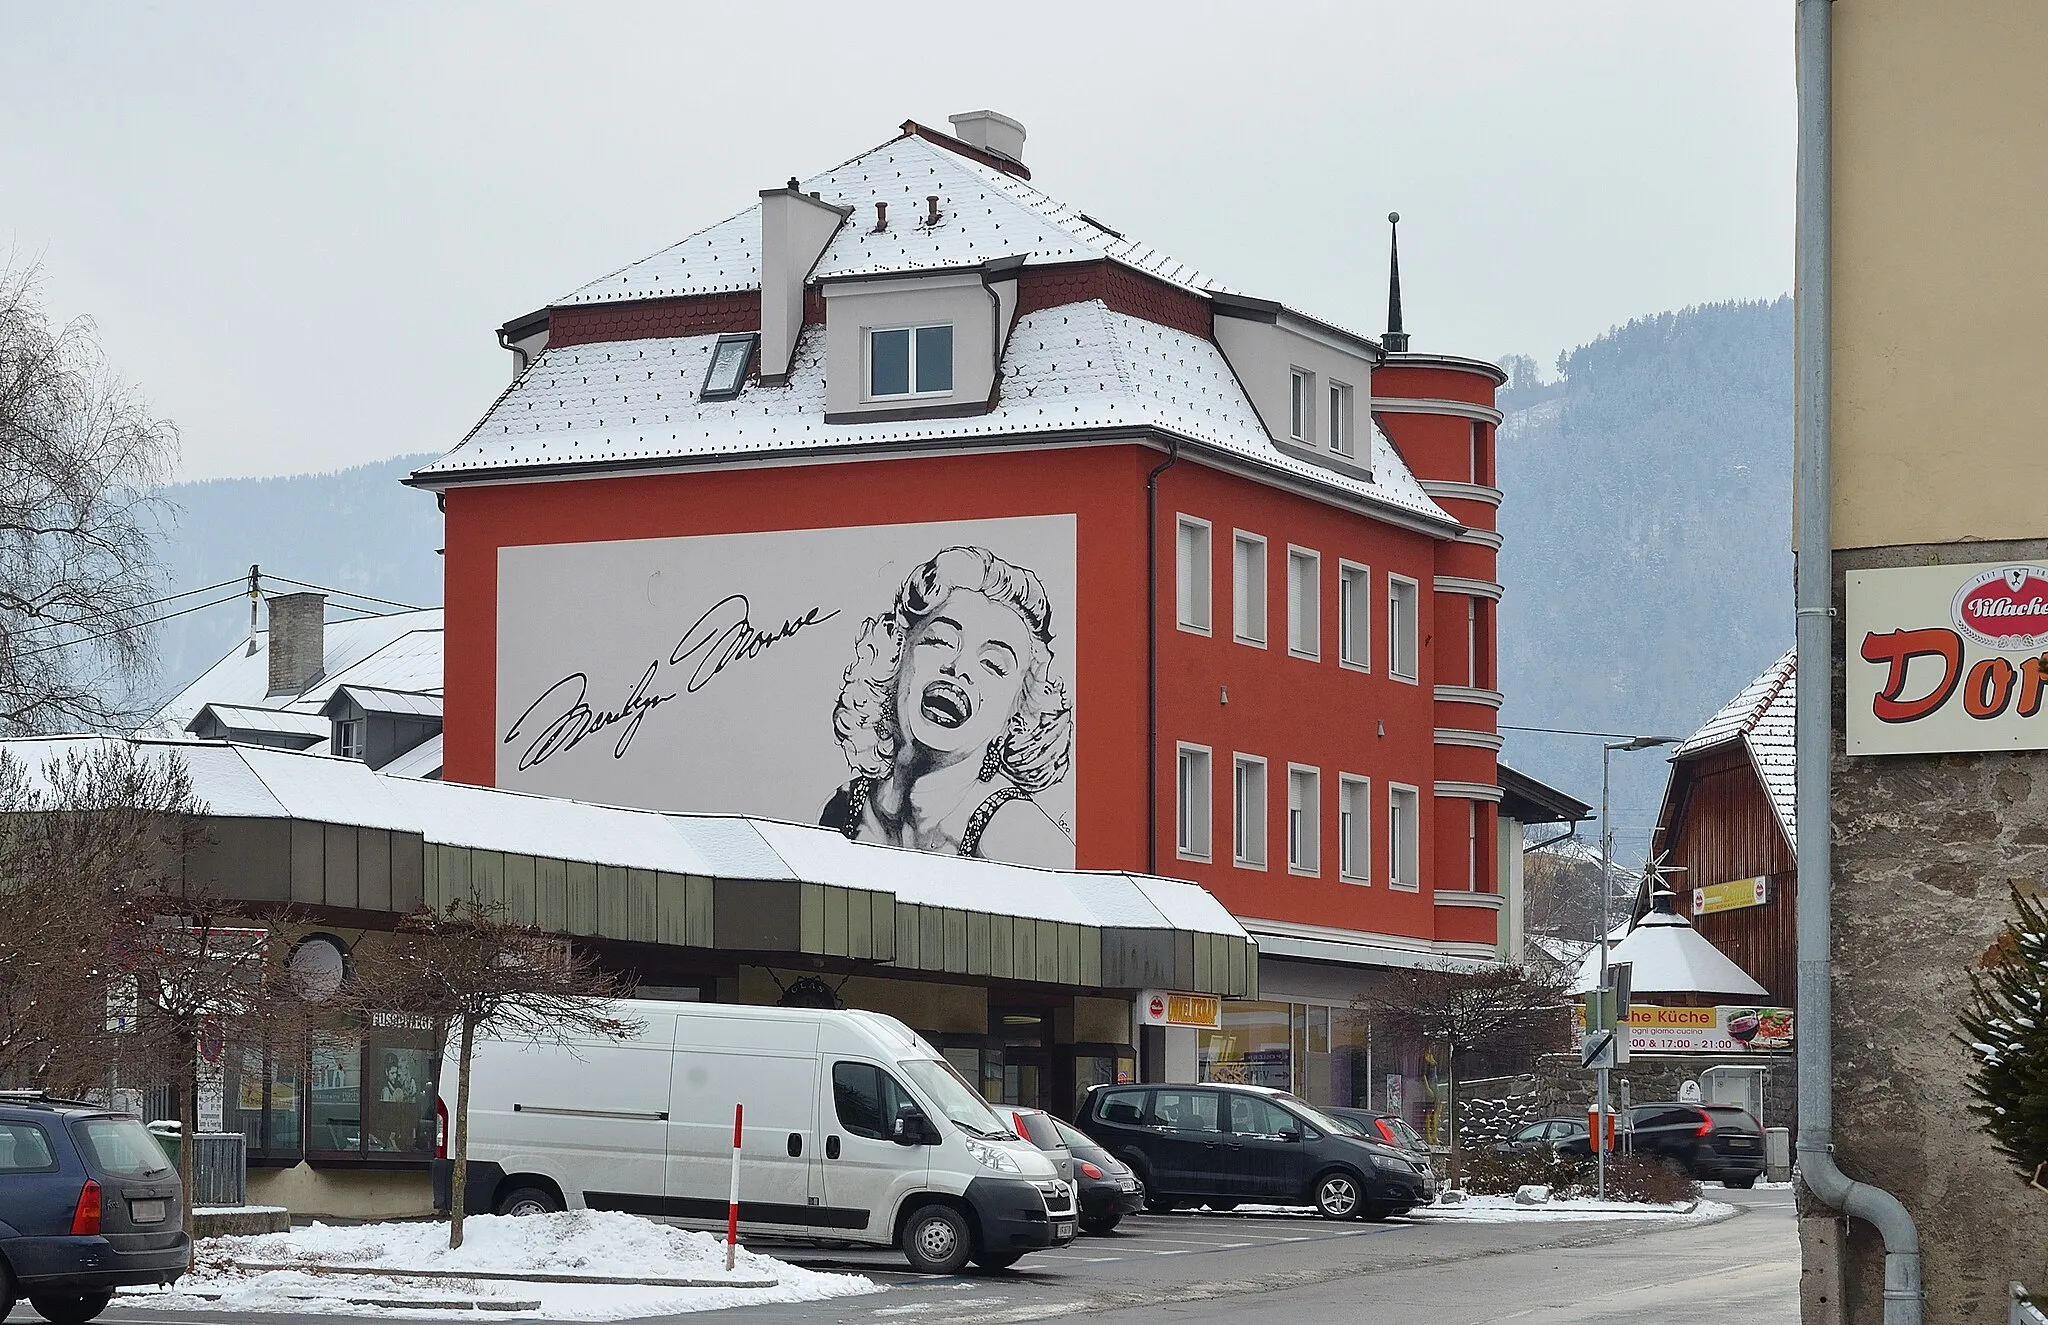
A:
1823,543,2048,1324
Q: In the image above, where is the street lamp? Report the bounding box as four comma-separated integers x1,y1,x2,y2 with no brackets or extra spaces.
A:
1594,733,1682,1199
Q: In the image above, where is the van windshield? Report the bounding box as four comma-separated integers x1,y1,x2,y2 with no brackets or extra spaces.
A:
899,1058,1014,1141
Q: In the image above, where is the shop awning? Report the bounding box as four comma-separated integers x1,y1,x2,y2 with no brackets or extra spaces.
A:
3,737,1256,999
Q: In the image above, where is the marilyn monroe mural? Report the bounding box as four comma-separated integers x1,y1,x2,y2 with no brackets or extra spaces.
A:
822,546,1075,865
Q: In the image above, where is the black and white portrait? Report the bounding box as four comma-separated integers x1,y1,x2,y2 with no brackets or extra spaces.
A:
822,546,1074,861
497,516,1079,867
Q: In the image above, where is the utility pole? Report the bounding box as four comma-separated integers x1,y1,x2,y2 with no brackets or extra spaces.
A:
1595,734,1680,1199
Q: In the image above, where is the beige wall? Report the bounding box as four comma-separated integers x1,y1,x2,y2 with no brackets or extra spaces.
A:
1831,0,2048,549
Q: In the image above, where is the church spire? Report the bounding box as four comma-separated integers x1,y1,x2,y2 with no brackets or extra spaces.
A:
1384,211,1409,353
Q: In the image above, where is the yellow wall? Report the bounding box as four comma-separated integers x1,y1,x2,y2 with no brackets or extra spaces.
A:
1831,0,2048,550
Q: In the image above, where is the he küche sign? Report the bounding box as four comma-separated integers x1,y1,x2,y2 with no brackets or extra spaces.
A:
1847,561,2048,756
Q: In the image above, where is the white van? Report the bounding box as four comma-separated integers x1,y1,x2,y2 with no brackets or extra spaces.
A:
431,999,1077,1273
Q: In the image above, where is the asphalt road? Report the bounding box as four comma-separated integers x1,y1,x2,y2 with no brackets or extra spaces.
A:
96,1186,1794,1325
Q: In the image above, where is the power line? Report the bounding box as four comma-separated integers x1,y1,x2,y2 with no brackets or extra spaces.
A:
258,574,425,613
1501,723,1676,741
12,592,248,661
6,576,246,634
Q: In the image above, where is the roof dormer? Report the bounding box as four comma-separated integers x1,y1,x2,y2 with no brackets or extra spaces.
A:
820,256,1024,424
1210,292,1381,483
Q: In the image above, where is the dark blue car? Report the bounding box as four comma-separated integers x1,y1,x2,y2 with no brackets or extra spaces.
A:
0,1094,188,1324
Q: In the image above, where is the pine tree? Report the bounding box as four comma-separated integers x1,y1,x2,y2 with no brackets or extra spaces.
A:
1959,885,2048,1189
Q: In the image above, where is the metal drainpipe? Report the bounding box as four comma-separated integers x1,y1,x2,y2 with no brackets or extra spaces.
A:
1144,439,1181,875
1793,2,1923,1319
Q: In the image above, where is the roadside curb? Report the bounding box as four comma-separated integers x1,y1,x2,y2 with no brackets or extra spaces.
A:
232,1262,779,1289
119,1288,541,1312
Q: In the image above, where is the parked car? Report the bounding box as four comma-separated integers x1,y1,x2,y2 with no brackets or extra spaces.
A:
1050,1119,1145,1233
1003,1109,1075,1188
0,1092,188,1325
1556,1103,1766,1187
1320,1108,1436,1194
437,1000,1076,1274
1076,1083,1431,1221
1493,1117,1591,1156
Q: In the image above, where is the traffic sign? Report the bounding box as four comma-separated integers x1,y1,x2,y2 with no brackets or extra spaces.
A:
1581,1029,1617,1069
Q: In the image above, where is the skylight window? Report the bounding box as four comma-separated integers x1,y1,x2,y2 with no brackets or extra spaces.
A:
699,333,758,401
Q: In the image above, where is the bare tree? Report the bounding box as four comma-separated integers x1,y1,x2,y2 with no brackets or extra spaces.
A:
0,742,316,1240
1522,841,1607,943
0,264,179,734
1364,963,1567,1187
344,899,638,1248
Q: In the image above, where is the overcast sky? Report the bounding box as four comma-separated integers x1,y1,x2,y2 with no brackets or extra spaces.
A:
3,2,1793,481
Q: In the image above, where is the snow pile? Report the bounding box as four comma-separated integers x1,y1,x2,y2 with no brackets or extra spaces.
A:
119,1211,879,1319
1413,1194,1733,1224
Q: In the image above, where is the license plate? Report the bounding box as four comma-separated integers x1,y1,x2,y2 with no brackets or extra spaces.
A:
130,1199,166,1224
1118,1178,1137,1192
1728,1138,1756,1148
1055,1221,1075,1240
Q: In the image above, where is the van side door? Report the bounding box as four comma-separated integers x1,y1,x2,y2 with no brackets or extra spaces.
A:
667,1049,821,1236
821,1060,929,1240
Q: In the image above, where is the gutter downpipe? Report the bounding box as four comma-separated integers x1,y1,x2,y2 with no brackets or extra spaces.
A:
1793,2,1923,1320
1144,439,1181,875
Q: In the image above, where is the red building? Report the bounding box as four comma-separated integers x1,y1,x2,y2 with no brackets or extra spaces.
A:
412,112,1521,1110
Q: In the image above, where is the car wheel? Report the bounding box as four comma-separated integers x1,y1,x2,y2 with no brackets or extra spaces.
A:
495,1185,564,1217
900,1203,973,1275
1079,1213,1121,1234
1724,1174,1758,1190
1312,1170,1362,1220
972,1249,1022,1271
29,1293,113,1325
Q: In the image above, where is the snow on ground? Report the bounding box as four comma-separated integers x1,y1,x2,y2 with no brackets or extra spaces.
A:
1408,1194,1735,1224
116,1211,879,1320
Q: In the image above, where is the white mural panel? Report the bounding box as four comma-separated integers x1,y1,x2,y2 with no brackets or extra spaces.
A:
497,516,1078,867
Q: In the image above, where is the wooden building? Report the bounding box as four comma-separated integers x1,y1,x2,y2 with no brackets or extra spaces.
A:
1652,649,1796,1006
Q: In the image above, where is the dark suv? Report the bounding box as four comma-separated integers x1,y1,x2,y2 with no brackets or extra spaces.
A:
1557,1103,1766,1187
1077,1083,1430,1221
0,1094,188,1324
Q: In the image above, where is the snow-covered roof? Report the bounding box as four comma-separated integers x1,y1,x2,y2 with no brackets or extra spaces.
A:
556,131,1223,308
416,302,1454,530
146,609,443,737
1668,648,1796,850
1568,895,1768,998
323,686,443,720
185,705,331,739
379,732,443,780
1,737,1247,942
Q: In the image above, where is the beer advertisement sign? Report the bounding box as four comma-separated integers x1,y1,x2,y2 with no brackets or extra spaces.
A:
1847,561,2048,756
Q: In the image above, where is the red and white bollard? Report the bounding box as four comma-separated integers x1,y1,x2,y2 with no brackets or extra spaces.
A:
725,1103,743,1271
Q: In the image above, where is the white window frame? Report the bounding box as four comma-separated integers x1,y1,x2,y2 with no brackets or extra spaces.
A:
1289,369,1314,441
1232,531,1268,648
1328,381,1353,457
1175,515,1213,636
864,322,955,401
1388,783,1421,891
1286,764,1321,877
335,718,365,761
1338,774,1371,884
1337,560,1371,672
1232,753,1269,870
1286,546,1320,660
1176,743,1213,862
1388,573,1420,683
1467,799,1481,891
1467,595,1480,688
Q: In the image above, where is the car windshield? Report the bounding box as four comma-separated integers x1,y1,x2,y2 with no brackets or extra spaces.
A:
71,1116,173,1178
1052,1118,1097,1152
1272,1095,1351,1138
1389,1117,1427,1148
899,1058,1013,1141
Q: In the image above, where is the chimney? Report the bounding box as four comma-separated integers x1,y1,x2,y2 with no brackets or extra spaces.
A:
758,183,849,386
1383,211,1410,354
947,110,1026,166
266,592,326,698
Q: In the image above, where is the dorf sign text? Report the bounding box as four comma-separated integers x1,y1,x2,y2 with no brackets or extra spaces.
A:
1847,561,2048,756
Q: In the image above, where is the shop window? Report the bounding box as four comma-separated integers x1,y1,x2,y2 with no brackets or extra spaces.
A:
302,1015,439,1162
1198,1000,1291,1091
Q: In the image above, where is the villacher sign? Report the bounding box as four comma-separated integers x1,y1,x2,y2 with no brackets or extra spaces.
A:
1847,561,2048,756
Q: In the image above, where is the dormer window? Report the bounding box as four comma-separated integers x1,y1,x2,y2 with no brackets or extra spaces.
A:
1289,369,1312,441
1327,382,1353,456
335,718,365,760
700,333,757,402
868,324,954,399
